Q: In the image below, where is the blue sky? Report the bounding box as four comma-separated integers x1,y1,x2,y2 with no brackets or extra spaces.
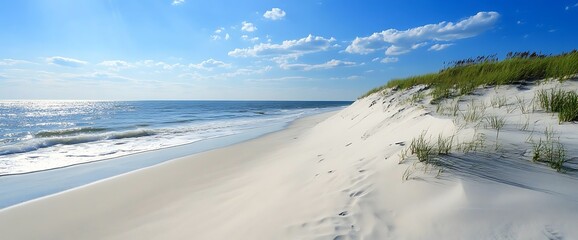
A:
0,0,577,100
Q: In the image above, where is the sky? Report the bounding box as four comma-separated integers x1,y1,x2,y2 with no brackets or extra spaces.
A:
0,0,577,101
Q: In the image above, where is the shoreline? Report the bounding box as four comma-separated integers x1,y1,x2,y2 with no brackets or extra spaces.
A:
0,101,352,176
0,110,341,210
0,109,338,240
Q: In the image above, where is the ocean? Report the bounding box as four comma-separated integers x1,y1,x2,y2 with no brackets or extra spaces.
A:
0,100,351,176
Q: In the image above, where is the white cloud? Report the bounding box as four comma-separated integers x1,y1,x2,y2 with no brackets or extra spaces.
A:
136,60,184,70
280,59,355,71
228,34,336,59
246,76,310,83
329,75,363,80
220,66,272,78
385,43,427,55
99,60,131,68
94,59,230,72
242,35,260,42
211,27,229,41
428,43,453,51
189,59,230,70
46,56,88,67
412,42,428,49
384,45,409,55
88,72,133,82
346,11,499,56
172,0,185,6
178,72,203,80
0,59,31,66
155,62,183,70
380,57,399,63
241,21,257,32
263,8,286,20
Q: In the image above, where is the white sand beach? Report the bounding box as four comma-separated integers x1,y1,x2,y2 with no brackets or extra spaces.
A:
1,79,578,239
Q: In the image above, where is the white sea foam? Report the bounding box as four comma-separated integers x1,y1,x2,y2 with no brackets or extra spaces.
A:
0,105,345,175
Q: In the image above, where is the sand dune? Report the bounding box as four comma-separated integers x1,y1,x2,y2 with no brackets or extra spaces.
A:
1,80,578,239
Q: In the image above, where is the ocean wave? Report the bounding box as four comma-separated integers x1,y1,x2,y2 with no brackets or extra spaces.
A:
164,119,196,124
35,127,109,138
0,129,156,156
108,129,155,139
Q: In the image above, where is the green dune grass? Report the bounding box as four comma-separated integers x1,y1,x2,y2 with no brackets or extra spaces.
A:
361,50,578,100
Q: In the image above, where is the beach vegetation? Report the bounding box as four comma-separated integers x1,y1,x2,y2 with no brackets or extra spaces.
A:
532,138,567,172
536,88,578,122
451,100,461,117
401,91,427,106
377,51,577,179
409,132,435,163
435,101,444,114
360,50,578,100
462,100,487,124
530,127,567,172
407,132,455,163
398,147,410,164
519,115,530,131
456,132,486,153
410,91,426,103
437,134,454,155
544,126,555,141
485,116,506,150
401,158,446,181
515,96,531,114
402,164,415,181
435,99,461,117
526,127,536,143
490,95,507,108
